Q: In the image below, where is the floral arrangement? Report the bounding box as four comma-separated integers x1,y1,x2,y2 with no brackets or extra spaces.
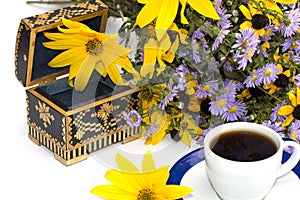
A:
43,0,300,149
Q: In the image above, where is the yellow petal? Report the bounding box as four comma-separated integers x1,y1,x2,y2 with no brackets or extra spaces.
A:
91,185,133,200
48,46,87,67
240,21,253,30
155,0,179,40
239,5,252,20
142,151,156,172
187,0,220,20
104,170,140,193
106,64,128,85
136,0,160,28
276,0,297,4
68,61,82,81
43,38,87,50
156,185,193,199
287,91,297,107
297,88,300,105
181,130,192,147
282,114,294,127
179,0,188,24
277,105,294,116
74,55,96,92
140,38,158,78
116,153,139,173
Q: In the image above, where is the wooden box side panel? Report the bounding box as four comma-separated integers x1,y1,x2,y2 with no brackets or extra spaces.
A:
69,91,141,153
26,90,67,150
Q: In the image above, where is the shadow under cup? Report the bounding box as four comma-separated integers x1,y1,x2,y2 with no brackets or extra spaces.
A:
203,122,300,200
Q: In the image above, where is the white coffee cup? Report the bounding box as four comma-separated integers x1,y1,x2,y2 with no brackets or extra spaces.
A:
204,122,300,200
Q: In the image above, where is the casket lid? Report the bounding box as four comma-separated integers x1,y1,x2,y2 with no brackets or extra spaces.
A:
15,0,108,87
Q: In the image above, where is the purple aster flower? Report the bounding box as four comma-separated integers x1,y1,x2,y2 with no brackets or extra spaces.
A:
280,8,300,38
192,28,208,49
294,74,300,87
270,101,287,122
212,0,232,50
159,83,179,110
281,37,293,52
144,123,160,140
289,120,300,141
223,79,237,100
257,63,279,85
262,121,284,137
244,71,261,88
195,80,218,99
232,29,260,70
209,94,233,116
195,115,208,127
222,100,247,122
123,110,142,128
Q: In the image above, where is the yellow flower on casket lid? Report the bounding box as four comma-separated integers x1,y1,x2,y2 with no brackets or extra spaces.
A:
136,0,219,40
43,18,138,92
91,151,193,200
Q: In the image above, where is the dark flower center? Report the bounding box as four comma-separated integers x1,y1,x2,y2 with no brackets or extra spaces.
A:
274,74,289,87
252,14,269,30
249,87,265,97
201,98,211,115
292,106,300,120
86,38,103,55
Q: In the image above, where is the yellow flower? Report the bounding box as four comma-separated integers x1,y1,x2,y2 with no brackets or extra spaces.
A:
136,0,219,40
239,4,266,36
43,18,138,92
91,151,193,200
263,64,291,94
277,88,300,127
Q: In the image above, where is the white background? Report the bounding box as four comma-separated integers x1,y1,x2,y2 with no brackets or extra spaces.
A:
0,1,118,200
0,1,299,200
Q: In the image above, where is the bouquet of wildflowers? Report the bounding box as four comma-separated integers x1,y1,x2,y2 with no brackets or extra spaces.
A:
44,0,300,147
119,0,300,147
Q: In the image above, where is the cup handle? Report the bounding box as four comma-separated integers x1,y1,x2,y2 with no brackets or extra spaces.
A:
277,141,300,178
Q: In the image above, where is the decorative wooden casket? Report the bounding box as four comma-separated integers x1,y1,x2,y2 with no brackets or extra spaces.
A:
15,0,140,166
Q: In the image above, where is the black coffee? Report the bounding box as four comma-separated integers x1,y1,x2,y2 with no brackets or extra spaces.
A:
211,131,277,162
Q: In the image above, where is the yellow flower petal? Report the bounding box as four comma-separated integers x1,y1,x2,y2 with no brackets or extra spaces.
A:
187,0,220,20
116,153,139,173
276,0,297,4
282,114,294,127
156,185,193,199
48,46,87,67
297,88,300,105
156,0,179,40
277,105,294,116
136,0,160,28
288,91,297,107
140,38,158,78
142,151,156,172
74,55,97,92
91,185,134,200
104,170,140,193
179,0,188,24
240,21,253,30
239,5,252,20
